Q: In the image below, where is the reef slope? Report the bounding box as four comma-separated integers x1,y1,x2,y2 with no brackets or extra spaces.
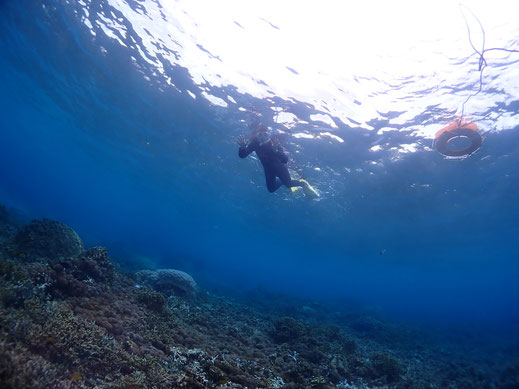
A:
0,213,517,388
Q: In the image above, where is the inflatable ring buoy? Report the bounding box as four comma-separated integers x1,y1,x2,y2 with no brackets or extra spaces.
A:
434,121,482,157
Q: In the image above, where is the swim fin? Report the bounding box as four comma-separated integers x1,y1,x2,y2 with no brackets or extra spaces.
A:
300,179,319,199
289,169,302,193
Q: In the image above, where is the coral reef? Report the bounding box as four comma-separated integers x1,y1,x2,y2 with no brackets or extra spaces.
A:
10,218,84,263
368,352,403,384
136,268,198,298
0,205,23,247
271,316,309,343
0,213,517,388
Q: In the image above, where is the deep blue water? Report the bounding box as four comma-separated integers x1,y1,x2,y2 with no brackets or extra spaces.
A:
1,0,519,333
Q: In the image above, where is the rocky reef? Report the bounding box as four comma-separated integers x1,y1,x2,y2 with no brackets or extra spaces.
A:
0,213,518,388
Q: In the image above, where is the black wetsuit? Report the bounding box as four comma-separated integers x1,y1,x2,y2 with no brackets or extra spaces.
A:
239,137,305,192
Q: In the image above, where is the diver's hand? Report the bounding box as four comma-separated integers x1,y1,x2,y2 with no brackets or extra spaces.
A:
237,135,247,148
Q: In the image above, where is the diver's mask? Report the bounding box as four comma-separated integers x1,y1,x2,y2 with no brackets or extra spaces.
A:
257,127,273,145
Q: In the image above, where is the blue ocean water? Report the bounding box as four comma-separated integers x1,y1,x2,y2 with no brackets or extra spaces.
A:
1,0,518,338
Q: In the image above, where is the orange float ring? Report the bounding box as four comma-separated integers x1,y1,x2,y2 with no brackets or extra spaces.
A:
434,121,482,157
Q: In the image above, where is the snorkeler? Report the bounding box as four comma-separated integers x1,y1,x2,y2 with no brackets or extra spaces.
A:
237,123,319,198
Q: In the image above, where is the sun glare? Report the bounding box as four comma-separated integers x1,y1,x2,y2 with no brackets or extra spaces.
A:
156,0,519,133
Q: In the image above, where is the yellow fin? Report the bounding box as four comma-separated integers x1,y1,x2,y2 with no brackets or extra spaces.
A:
300,179,319,199
289,170,302,193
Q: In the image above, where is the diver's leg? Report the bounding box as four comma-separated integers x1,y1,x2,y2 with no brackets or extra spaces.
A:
264,166,283,193
277,165,304,188
278,164,319,198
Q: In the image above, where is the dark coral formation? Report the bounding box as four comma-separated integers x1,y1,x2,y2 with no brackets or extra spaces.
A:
11,218,84,263
368,352,403,384
135,287,167,313
0,214,518,388
47,246,115,299
77,246,115,282
0,205,23,247
271,316,309,343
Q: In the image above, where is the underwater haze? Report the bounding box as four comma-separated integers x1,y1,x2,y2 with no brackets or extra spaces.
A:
1,0,519,334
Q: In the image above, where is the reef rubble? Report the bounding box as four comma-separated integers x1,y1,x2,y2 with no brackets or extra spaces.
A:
0,215,518,388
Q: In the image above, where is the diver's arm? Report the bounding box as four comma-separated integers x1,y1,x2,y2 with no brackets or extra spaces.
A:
238,138,257,158
272,138,289,164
